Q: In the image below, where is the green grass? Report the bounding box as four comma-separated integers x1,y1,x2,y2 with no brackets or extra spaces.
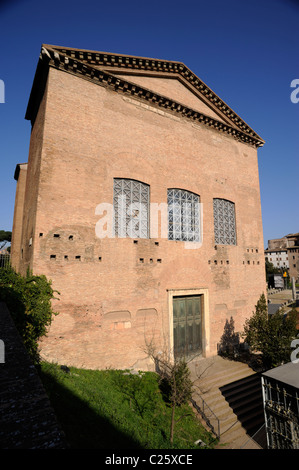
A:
39,362,216,449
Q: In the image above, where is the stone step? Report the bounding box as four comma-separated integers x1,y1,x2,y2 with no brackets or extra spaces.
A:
194,375,260,415
218,427,261,449
190,356,265,449
199,367,256,391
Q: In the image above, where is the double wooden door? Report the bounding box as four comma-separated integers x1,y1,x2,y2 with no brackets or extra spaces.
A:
173,295,203,359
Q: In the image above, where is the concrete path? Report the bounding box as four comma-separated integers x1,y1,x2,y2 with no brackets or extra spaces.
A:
189,355,264,449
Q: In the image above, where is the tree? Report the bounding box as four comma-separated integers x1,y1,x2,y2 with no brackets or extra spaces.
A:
0,266,59,363
0,230,11,250
157,355,193,445
145,339,194,445
242,294,298,369
265,259,280,282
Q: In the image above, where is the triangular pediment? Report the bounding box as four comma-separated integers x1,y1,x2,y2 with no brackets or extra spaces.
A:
26,44,264,147
112,73,227,124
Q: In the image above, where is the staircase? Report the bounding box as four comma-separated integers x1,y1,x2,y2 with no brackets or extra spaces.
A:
190,356,267,449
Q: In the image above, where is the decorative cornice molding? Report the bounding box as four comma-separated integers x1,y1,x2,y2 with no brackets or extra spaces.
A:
27,45,265,148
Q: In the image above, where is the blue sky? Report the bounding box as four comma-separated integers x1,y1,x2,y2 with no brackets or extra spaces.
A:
0,0,298,247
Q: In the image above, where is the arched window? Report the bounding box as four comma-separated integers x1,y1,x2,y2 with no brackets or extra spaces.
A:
213,198,236,245
113,178,149,238
167,189,201,242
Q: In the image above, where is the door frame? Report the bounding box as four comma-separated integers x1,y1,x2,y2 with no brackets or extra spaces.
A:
167,288,210,361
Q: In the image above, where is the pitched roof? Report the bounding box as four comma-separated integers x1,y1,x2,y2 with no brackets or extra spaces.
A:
26,44,265,148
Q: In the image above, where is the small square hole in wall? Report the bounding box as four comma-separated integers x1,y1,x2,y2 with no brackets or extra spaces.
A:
226,260,229,264
75,255,81,261
50,254,56,260
214,260,217,265
64,255,68,260
155,242,159,246
69,235,74,240
139,258,144,263
256,249,259,253
39,233,43,237
133,240,138,244
150,258,153,263
53,234,60,238
208,260,211,264
257,261,260,265
98,257,102,261
157,259,162,263
247,260,250,264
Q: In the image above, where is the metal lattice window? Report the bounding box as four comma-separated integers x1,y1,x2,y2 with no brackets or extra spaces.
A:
168,189,201,242
213,198,236,245
113,178,149,238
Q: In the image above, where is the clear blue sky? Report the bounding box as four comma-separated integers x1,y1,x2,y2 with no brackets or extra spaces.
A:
0,0,298,247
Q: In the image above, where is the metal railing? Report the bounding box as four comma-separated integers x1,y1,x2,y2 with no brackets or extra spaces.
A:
0,254,10,268
190,396,220,439
240,420,268,449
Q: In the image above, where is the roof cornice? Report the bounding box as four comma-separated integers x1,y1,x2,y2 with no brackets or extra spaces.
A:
26,45,265,148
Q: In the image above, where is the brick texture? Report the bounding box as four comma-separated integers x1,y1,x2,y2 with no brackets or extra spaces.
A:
12,62,266,370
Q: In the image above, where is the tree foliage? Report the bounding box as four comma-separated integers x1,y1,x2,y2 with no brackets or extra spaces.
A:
0,230,11,250
0,266,59,363
242,294,298,369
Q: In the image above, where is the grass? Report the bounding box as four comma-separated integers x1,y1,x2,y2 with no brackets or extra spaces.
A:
39,362,216,449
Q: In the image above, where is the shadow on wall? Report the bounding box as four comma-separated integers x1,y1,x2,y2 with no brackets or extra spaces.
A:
217,316,240,358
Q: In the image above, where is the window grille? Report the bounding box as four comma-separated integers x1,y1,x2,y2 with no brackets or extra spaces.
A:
113,178,149,238
167,189,200,242
213,198,236,245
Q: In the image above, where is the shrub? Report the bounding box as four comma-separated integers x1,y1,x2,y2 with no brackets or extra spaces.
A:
0,266,58,363
242,293,298,369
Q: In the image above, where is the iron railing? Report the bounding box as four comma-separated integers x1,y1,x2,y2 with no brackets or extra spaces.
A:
190,396,220,439
0,254,10,268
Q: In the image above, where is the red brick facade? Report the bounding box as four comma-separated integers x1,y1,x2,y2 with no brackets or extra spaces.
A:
11,45,266,370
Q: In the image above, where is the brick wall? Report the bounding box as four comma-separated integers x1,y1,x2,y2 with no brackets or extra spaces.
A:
13,65,266,370
10,164,27,272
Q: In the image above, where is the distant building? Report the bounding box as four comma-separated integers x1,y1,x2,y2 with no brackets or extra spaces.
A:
265,233,299,282
286,233,299,282
265,248,289,269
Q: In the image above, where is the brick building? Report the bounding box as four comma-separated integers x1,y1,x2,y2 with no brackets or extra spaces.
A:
265,234,299,282
11,45,266,370
286,233,299,282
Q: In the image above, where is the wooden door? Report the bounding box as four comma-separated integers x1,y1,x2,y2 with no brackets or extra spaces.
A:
173,295,202,359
